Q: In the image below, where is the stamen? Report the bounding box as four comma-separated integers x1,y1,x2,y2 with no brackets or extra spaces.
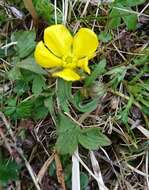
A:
62,55,77,68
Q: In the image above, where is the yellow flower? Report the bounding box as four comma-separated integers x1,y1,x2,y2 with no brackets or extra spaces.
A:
34,24,98,81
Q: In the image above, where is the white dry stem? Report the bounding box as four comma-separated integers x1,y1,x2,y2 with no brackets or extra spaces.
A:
73,0,91,33
16,147,41,190
136,125,149,139
74,151,109,189
126,163,149,177
100,147,111,161
80,0,90,17
62,0,65,23
92,1,100,30
138,3,149,18
62,0,69,24
72,147,80,190
64,0,69,25
1,42,17,49
72,0,78,7
113,7,149,18
54,0,57,24
131,120,149,139
90,151,109,190
73,0,115,5
145,151,149,189
112,43,126,61
107,48,145,56
100,147,121,184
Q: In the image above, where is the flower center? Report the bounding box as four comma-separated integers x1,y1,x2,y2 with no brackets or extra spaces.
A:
62,55,77,68
65,56,73,63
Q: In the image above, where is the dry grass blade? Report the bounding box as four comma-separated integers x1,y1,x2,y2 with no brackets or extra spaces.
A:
73,0,90,32
74,151,110,189
64,0,69,24
138,3,149,18
126,163,149,177
90,151,109,190
23,0,38,26
55,152,66,190
16,147,41,190
136,126,149,138
37,152,55,184
113,6,149,18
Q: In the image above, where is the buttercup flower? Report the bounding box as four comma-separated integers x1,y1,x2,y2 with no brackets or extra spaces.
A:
34,24,98,81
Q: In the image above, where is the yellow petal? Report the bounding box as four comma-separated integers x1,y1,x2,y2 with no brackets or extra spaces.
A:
73,28,98,59
44,24,73,57
52,68,81,81
34,41,62,68
77,57,91,74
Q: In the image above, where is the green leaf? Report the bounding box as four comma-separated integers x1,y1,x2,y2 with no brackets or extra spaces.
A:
6,98,17,107
16,100,33,119
78,128,111,150
141,83,149,92
32,75,46,95
141,106,149,116
4,98,32,120
6,48,16,57
73,92,99,113
0,48,5,58
85,59,106,87
33,0,62,23
80,172,89,190
108,2,141,30
55,114,80,154
16,58,47,75
99,31,112,43
0,160,20,184
122,14,137,31
44,95,56,121
33,97,48,120
14,80,29,95
56,113,77,134
125,0,146,6
4,98,17,117
106,66,127,88
118,96,133,124
56,79,100,113
56,78,72,113
108,8,121,29
11,30,36,58
7,67,22,80
33,106,48,120
55,114,111,154
114,0,145,7
4,106,16,117
56,129,79,155
139,98,149,108
49,161,56,177
133,55,149,66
